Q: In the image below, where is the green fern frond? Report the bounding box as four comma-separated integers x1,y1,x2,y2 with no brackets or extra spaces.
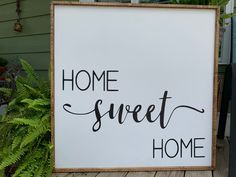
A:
22,98,49,106
44,160,53,177
0,170,5,177
0,170,4,177
8,98,17,107
0,88,12,97
42,151,53,177
34,162,44,177
12,162,28,177
20,125,49,149
21,98,50,111
41,113,50,127
0,148,26,170
18,171,32,177
39,145,54,177
20,59,39,85
15,76,31,87
13,81,31,102
48,143,54,150
12,136,22,151
12,150,40,177
23,84,44,98
8,118,40,128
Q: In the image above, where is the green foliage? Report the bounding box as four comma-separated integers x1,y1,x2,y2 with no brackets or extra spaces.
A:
0,59,53,177
0,88,12,99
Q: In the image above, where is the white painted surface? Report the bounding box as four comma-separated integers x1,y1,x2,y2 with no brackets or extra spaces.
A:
53,5,217,169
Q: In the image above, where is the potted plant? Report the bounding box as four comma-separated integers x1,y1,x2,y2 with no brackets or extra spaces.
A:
0,60,53,177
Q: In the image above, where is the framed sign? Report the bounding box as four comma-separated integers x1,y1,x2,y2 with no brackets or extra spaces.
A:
51,2,219,172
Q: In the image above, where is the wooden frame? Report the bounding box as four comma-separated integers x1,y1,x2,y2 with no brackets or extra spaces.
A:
51,1,220,172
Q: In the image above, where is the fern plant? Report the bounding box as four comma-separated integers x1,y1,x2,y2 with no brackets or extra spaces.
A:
0,60,53,177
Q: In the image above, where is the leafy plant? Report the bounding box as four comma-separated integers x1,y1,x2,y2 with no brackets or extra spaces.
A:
0,60,53,177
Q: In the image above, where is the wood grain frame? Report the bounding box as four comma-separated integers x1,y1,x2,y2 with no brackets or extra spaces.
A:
50,1,220,172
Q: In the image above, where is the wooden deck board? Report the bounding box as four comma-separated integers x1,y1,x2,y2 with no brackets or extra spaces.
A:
74,173,99,177
72,173,98,177
155,171,184,177
52,173,70,177
97,172,127,177
52,173,98,177
64,173,73,177
52,139,229,177
213,139,229,177
126,172,156,177
185,171,212,177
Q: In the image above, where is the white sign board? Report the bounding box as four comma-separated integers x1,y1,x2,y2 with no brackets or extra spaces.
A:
51,2,219,172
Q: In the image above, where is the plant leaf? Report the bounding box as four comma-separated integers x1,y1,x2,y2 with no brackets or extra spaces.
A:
0,148,26,170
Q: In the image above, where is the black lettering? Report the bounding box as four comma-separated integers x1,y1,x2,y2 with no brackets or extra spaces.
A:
165,139,179,158
108,104,129,124
75,70,91,91
159,91,172,128
180,138,193,158
194,138,205,158
92,70,105,91
62,69,74,91
106,70,119,91
126,105,145,123
153,139,164,158
145,105,156,122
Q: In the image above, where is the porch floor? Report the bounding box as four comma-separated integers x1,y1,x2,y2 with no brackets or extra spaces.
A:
52,139,229,177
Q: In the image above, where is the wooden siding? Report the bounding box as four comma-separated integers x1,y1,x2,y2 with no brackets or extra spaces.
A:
0,0,50,22
0,0,50,78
